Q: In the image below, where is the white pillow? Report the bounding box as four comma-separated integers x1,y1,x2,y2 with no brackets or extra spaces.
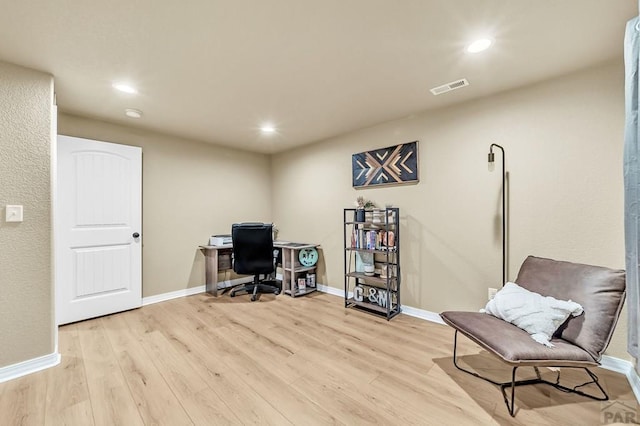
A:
481,282,584,347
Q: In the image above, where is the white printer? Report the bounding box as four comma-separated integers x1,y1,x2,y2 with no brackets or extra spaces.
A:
209,234,232,246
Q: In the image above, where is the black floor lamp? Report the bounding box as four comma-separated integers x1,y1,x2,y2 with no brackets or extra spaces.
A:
488,143,506,287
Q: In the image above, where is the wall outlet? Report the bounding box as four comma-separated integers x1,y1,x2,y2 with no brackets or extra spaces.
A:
488,287,498,300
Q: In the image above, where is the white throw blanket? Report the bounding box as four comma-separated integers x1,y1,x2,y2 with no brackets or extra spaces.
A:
481,282,584,347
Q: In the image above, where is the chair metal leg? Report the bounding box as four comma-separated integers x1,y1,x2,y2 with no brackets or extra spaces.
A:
533,366,542,380
251,280,259,301
451,330,609,417
452,330,505,386
497,367,518,416
230,274,279,301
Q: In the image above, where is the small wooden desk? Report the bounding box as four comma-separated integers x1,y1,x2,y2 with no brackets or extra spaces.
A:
199,241,319,297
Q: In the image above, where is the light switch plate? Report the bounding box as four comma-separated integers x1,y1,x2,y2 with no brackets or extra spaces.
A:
6,205,23,222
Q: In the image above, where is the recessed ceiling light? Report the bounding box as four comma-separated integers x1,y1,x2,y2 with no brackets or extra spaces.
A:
125,108,143,119
112,82,138,94
466,38,492,53
260,124,276,134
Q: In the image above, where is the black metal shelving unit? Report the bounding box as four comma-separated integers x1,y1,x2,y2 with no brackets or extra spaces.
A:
343,207,401,320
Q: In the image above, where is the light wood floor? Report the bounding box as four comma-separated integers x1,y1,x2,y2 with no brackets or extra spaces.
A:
1,291,636,425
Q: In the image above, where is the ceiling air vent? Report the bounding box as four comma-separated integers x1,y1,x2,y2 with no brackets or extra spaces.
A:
430,78,469,95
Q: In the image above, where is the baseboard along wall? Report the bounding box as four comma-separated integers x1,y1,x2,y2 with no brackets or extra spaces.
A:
141,276,254,306
0,352,61,384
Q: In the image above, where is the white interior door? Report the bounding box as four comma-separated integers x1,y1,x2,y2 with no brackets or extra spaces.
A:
56,135,142,325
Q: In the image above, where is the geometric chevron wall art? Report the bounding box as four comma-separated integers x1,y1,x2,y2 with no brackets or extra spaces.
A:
352,141,419,188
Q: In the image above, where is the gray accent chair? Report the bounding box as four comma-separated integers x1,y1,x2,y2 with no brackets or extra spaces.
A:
440,256,626,417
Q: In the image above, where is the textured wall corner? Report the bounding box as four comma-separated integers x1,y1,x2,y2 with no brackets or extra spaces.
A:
0,61,54,367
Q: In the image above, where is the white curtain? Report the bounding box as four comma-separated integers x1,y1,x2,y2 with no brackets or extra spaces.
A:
624,14,640,359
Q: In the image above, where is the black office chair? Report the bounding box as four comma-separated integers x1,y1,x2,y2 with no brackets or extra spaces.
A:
229,222,280,301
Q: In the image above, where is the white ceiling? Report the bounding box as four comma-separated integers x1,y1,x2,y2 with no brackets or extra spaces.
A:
0,1,636,153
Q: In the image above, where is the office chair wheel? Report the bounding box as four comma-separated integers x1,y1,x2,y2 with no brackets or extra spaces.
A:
230,292,236,298
251,295,257,302
274,289,280,296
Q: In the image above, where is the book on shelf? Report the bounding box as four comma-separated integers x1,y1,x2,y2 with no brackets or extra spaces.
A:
351,228,397,251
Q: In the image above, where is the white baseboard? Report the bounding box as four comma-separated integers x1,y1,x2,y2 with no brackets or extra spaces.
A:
316,283,344,297
601,355,640,402
0,352,61,383
601,355,633,375
142,277,253,306
400,304,446,325
628,364,640,403
315,285,640,402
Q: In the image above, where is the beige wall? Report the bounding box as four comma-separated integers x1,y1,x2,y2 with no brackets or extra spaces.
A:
1,58,632,370
58,114,272,297
0,61,54,367
271,60,630,359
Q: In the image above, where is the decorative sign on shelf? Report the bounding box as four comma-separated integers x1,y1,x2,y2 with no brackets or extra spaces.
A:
352,141,419,188
353,284,391,308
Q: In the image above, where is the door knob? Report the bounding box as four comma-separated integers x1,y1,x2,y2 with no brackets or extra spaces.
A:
133,232,140,238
